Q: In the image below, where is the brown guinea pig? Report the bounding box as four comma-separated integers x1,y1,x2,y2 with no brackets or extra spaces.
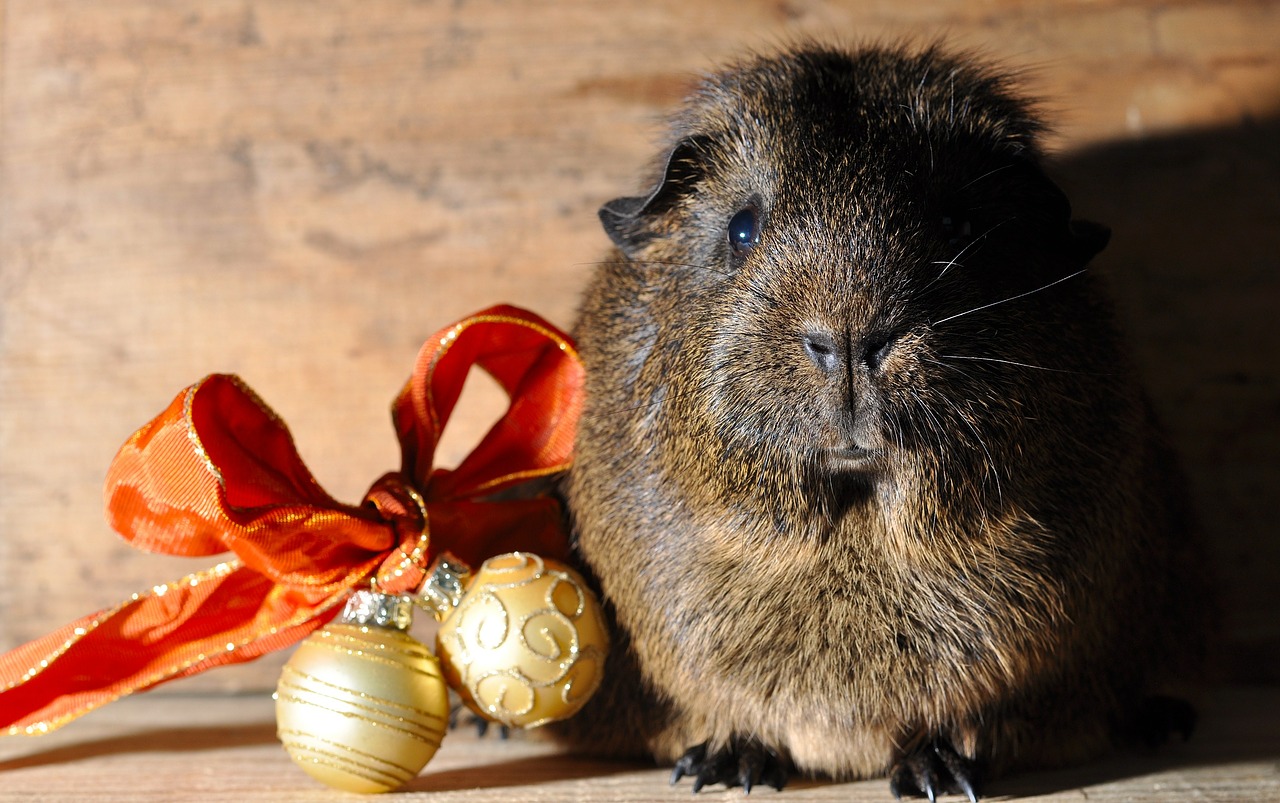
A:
554,43,1212,800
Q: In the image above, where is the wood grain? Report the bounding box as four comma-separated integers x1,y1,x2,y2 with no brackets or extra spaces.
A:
2,0,1278,696
0,687,1278,801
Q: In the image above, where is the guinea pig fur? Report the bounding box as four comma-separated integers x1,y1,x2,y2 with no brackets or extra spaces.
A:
554,42,1212,800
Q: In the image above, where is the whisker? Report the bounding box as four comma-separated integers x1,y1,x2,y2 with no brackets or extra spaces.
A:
921,355,976,381
938,354,1107,375
927,219,1012,285
909,390,950,465
930,269,1088,328
959,163,1015,191
934,393,1003,506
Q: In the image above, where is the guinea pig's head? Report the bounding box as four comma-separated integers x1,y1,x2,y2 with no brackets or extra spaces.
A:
597,45,1111,533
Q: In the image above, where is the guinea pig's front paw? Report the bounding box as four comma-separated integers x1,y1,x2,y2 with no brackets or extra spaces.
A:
888,737,981,802
447,702,509,740
670,738,789,793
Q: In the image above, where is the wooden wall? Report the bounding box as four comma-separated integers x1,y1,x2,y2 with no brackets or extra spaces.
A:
2,0,1278,692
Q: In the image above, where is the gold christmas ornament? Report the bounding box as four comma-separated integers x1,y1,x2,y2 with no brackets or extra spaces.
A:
434,552,610,729
274,552,611,793
275,590,449,794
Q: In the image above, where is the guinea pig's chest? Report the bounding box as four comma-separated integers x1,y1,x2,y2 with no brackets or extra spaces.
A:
653,527,899,662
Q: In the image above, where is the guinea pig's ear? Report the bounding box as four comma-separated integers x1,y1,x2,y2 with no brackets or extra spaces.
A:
1065,218,1110,263
600,135,711,254
1033,165,1111,264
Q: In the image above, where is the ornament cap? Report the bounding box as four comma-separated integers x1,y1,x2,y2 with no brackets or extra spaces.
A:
420,553,472,620
339,589,414,631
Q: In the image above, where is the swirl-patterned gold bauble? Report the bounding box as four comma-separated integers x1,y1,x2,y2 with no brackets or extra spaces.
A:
435,552,609,728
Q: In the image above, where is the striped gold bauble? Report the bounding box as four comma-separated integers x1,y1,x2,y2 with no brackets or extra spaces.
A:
274,591,449,794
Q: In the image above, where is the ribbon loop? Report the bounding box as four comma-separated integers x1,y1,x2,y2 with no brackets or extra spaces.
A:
395,305,582,500
0,305,583,735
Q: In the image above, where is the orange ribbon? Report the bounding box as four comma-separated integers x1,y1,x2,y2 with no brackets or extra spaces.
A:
0,305,582,735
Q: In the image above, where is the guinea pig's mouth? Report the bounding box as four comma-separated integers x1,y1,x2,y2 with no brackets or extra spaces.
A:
823,446,882,472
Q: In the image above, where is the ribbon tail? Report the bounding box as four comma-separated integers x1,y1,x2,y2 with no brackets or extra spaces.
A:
0,562,348,735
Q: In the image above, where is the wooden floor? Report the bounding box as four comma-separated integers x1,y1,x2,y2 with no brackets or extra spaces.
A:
1,686,1277,801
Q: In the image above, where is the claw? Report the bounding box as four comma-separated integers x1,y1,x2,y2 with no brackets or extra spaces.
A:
766,762,788,791
919,771,937,803
888,737,983,801
670,738,788,793
935,741,980,802
670,742,706,786
889,761,911,800
738,752,757,794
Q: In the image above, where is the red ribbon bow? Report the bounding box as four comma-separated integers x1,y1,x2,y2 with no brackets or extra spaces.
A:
0,305,583,735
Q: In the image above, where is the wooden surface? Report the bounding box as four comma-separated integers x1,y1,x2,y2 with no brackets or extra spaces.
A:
2,0,1279,692
0,686,1277,801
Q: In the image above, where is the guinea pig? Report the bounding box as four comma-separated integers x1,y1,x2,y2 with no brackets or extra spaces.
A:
554,42,1212,800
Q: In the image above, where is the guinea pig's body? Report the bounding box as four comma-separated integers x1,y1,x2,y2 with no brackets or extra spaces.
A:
556,44,1210,799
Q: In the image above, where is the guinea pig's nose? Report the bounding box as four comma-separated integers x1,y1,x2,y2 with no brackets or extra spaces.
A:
803,330,896,375
861,332,895,373
802,331,841,374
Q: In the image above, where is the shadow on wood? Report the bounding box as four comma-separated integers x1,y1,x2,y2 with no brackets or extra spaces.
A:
990,685,1280,798
0,722,279,771
1049,115,1280,685
405,750,649,793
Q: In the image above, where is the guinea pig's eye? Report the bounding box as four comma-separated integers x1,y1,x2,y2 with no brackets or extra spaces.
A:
727,207,760,254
